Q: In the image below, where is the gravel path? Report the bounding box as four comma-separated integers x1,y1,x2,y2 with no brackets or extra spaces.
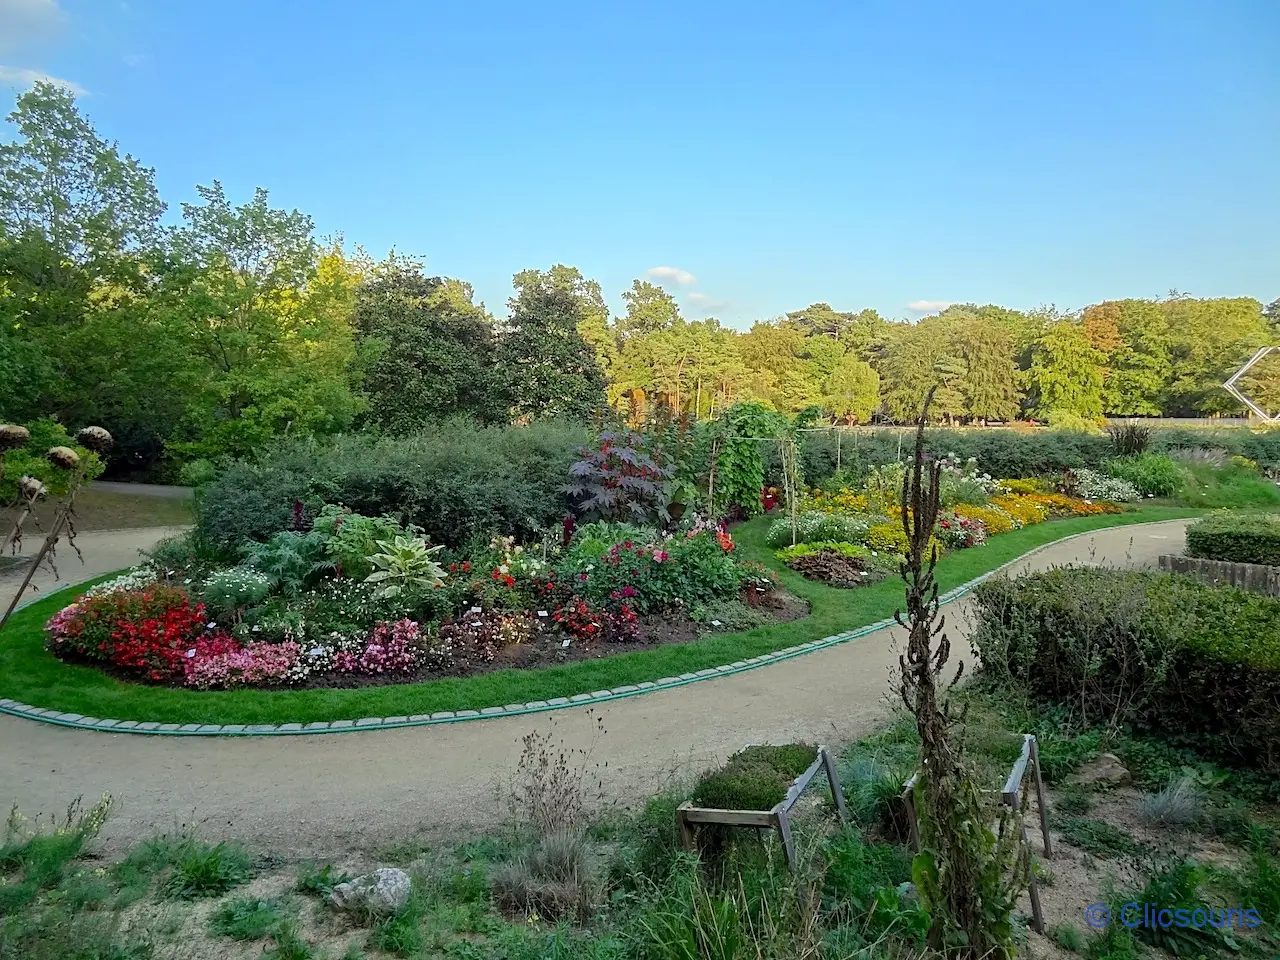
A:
0,520,1189,858
1,527,186,613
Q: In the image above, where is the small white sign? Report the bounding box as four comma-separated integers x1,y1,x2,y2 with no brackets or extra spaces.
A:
561,638,571,648
469,606,482,614
710,619,722,627
537,610,549,617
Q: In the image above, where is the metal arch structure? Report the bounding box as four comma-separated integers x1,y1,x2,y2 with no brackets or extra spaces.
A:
1223,346,1280,423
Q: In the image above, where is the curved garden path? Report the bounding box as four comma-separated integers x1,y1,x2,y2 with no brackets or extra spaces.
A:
0,520,1190,857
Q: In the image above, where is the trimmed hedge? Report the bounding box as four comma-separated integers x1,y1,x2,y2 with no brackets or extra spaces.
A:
971,568,1280,771
1185,513,1280,566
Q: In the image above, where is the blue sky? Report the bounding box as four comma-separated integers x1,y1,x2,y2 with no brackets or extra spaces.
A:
2,0,1278,327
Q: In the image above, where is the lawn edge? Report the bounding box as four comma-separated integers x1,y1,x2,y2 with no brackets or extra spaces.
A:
0,516,1192,737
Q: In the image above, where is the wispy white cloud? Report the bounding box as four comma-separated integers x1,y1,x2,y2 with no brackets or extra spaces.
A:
685,291,731,316
645,265,696,286
905,299,951,314
0,64,84,93
0,0,67,54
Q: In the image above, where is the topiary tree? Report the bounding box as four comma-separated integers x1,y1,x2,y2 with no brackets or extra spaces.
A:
895,389,1028,959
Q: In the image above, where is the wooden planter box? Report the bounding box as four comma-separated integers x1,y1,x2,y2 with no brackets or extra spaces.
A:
676,745,847,869
1158,554,1280,597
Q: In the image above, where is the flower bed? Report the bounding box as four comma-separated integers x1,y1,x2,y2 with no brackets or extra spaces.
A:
45,514,803,691
764,465,1133,587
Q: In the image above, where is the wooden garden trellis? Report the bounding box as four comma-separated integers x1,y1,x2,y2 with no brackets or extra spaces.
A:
676,745,848,870
898,734,1053,933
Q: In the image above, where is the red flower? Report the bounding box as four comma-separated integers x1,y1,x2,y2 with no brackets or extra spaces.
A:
462,561,471,573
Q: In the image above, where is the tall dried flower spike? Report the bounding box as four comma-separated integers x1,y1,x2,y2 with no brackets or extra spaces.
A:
0,425,29,452
47,446,80,470
76,426,113,453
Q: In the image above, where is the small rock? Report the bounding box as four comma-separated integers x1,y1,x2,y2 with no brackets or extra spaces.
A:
1069,752,1130,788
329,867,411,915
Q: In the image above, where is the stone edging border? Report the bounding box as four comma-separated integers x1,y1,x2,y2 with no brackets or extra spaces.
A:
0,519,1182,737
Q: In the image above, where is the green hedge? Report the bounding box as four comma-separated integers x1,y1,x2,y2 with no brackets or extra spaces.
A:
1185,513,1280,566
971,568,1280,771
196,420,589,553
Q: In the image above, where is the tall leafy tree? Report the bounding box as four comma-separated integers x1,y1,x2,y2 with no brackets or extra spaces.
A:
1083,300,1171,415
1024,321,1105,419
1161,295,1270,414
948,316,1020,420
0,82,163,271
617,279,681,339
877,318,965,421
354,256,504,431
500,267,607,420
822,354,880,422
159,183,360,459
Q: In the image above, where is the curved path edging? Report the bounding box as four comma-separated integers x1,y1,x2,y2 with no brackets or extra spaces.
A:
0,519,1182,738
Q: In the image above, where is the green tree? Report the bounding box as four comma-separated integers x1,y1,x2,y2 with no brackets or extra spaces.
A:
822,353,880,422
877,318,965,421
617,279,681,339
500,267,607,420
1161,295,1271,414
0,82,163,270
354,256,504,431
1024,321,1104,419
1082,299,1171,415
159,183,360,460
949,316,1020,420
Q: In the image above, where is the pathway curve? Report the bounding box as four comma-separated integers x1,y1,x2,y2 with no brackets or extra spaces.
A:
1,527,186,612
0,520,1189,857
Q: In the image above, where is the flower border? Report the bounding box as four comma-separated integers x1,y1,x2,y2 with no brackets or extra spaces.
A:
0,521,1178,736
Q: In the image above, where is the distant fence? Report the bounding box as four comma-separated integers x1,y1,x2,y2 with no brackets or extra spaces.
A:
823,418,1274,433
1158,555,1280,597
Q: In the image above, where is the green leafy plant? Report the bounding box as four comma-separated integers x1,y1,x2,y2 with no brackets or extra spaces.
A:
1102,452,1186,497
713,402,787,518
201,565,273,620
364,535,447,599
209,897,287,940
1125,858,1235,957
162,839,253,898
241,529,331,596
296,862,353,896
691,744,818,812
1051,923,1087,953
314,506,409,580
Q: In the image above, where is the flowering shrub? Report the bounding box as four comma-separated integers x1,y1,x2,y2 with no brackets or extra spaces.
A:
46,585,208,682
201,566,273,620
953,504,1018,535
990,494,1051,526
937,513,987,549
184,636,299,690
803,489,871,516
553,596,639,644
564,529,742,614
83,566,157,598
356,619,422,673
765,511,871,548
1022,492,1118,517
1067,468,1141,503
998,477,1050,495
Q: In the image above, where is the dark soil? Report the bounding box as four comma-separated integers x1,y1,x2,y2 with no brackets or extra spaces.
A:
786,549,890,588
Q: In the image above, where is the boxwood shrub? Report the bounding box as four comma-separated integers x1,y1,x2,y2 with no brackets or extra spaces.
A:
971,568,1280,771
1185,513,1280,566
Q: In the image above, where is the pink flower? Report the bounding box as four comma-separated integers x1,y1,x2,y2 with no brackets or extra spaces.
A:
652,550,669,563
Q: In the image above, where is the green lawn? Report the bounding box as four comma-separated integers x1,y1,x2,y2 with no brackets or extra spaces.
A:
0,505,1200,725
